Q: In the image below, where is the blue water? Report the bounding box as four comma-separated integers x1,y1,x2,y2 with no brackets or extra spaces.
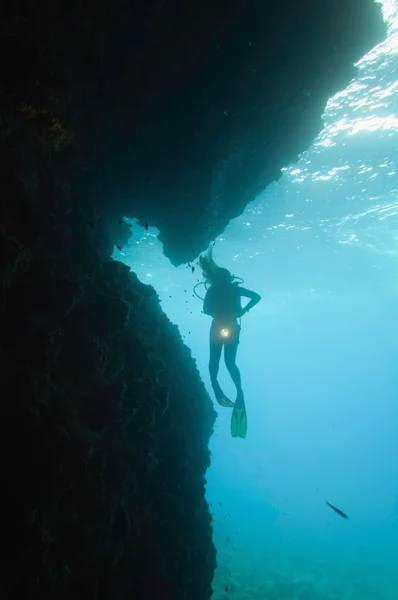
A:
116,1,398,597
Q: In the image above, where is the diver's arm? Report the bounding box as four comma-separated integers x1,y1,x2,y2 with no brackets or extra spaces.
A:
239,287,261,315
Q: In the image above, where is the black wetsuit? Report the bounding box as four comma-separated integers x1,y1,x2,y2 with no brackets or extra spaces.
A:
203,283,261,399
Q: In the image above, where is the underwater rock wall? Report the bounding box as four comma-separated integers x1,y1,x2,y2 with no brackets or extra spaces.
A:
0,171,217,598
0,82,216,596
0,1,385,599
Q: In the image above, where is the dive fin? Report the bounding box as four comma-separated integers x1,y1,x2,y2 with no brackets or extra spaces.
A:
212,383,235,408
231,406,247,438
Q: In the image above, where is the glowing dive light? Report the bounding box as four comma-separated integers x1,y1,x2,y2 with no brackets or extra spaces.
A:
220,328,230,338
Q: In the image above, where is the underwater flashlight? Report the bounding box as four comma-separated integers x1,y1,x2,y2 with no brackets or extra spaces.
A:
220,328,230,338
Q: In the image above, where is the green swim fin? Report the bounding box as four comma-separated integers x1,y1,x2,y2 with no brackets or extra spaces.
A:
231,406,247,438
217,394,235,408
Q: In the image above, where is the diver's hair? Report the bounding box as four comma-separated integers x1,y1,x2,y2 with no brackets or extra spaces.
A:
199,246,232,284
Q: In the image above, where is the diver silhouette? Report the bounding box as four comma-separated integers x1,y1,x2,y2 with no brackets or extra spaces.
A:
198,246,261,438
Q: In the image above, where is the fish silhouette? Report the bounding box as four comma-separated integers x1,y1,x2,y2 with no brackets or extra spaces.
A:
326,501,348,519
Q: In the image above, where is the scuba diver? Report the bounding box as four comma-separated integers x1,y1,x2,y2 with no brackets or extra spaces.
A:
198,246,261,438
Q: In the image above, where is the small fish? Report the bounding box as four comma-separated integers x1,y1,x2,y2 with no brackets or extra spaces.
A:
326,501,348,519
145,220,149,230
118,219,123,224
225,585,228,592
88,221,94,229
116,245,122,251
191,266,195,273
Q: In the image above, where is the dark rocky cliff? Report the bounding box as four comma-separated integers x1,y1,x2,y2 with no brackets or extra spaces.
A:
0,1,384,599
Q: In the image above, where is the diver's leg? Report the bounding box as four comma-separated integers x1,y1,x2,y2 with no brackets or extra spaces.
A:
224,342,242,392
225,328,246,436
209,340,234,407
209,341,222,386
227,344,247,437
224,342,245,409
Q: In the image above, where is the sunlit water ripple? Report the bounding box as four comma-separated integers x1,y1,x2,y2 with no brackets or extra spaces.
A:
223,0,398,274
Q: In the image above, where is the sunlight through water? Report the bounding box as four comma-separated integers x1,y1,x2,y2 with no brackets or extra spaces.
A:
232,0,398,266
